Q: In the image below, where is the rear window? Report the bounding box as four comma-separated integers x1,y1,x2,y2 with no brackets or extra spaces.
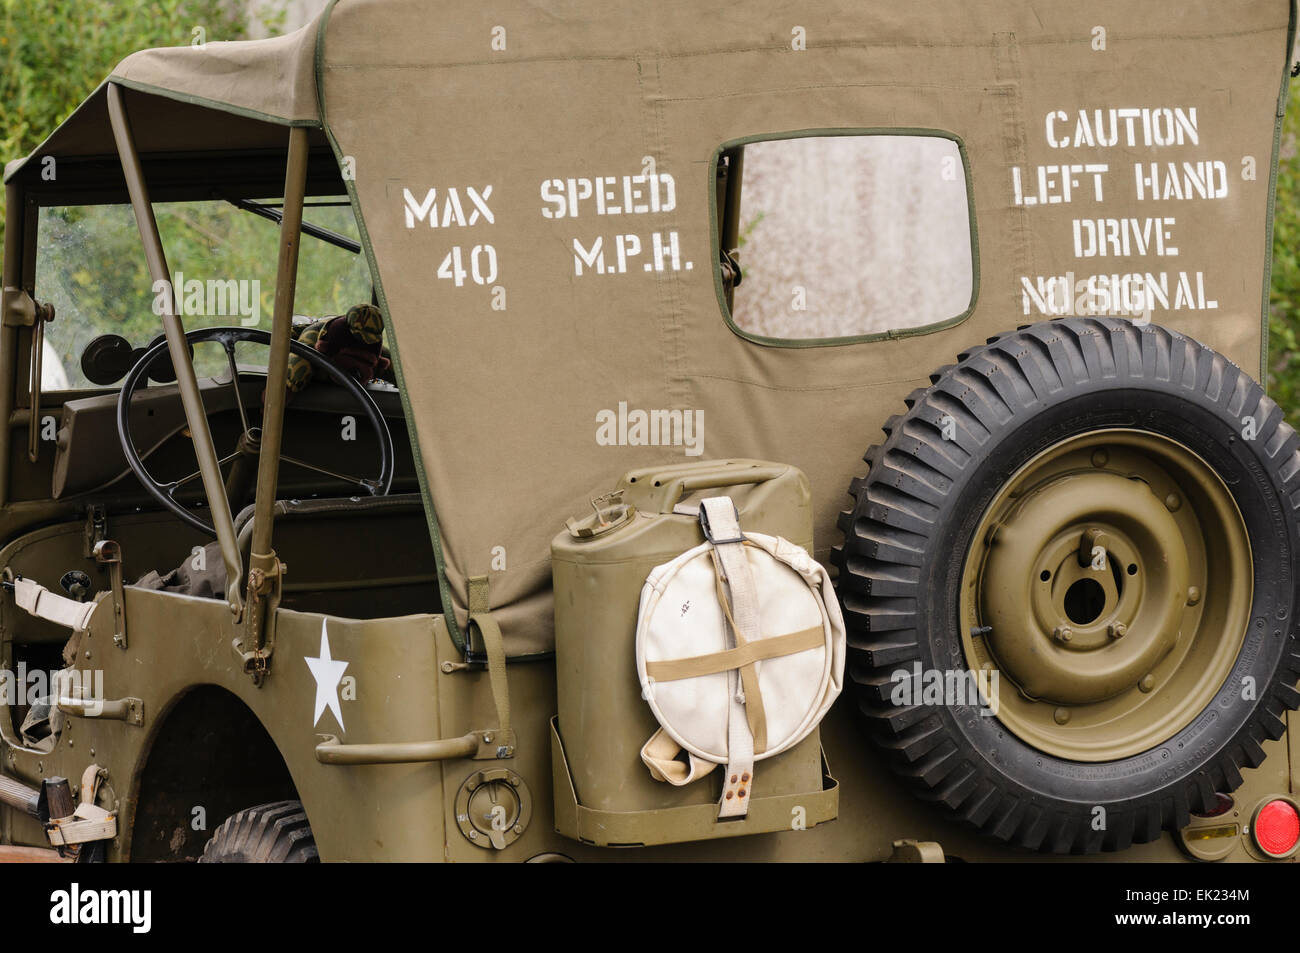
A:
718,133,976,342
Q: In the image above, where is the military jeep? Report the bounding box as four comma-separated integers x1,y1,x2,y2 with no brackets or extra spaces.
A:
0,0,1297,863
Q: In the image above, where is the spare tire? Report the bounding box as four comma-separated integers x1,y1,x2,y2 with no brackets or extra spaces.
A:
832,317,1300,853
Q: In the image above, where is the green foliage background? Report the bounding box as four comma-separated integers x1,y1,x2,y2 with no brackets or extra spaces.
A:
0,1,371,388
1270,80,1300,428
0,1,263,180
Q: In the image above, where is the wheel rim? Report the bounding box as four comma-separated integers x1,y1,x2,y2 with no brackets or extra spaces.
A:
960,429,1252,761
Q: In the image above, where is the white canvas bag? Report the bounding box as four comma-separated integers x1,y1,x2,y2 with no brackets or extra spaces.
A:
636,497,845,818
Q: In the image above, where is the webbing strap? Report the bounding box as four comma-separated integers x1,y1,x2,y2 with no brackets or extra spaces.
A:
644,625,823,682
699,497,756,819
13,579,96,632
641,727,716,786
467,575,510,736
709,549,768,753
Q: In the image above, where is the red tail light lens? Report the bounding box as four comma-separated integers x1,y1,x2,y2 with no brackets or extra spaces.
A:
1253,799,1300,857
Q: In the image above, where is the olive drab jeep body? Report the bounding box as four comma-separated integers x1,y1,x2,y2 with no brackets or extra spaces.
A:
0,0,1298,862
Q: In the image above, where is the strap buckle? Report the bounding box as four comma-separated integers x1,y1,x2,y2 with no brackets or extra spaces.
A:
699,497,745,545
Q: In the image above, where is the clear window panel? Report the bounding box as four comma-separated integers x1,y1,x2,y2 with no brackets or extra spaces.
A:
728,135,974,340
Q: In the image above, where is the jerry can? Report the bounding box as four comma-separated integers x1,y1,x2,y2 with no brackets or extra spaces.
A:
550,459,839,846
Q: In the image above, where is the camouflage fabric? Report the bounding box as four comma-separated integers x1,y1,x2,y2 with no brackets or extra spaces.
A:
285,303,393,393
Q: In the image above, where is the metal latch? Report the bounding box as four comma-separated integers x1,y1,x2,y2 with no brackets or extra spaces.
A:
720,247,743,289
93,539,126,649
233,555,286,684
83,504,107,558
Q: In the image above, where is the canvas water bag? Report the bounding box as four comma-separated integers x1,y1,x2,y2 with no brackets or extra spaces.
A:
635,497,845,818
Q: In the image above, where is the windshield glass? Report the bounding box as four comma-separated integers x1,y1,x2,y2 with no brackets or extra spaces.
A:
35,197,373,389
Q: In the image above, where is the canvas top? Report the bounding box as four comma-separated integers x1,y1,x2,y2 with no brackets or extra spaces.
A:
6,0,1296,655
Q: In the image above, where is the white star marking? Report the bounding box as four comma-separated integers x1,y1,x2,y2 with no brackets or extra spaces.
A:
305,620,349,730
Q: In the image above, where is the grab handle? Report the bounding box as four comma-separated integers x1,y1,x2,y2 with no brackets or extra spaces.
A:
316,728,515,765
623,460,791,513
662,465,787,505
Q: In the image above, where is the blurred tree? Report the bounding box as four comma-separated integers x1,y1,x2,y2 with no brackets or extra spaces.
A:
0,0,373,390
1270,80,1300,428
0,0,275,239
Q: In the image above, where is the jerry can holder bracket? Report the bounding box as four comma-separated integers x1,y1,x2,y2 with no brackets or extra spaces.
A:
549,717,838,848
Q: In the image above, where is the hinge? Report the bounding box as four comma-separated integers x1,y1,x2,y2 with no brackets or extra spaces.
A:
2,287,36,328
83,504,107,559
233,554,286,685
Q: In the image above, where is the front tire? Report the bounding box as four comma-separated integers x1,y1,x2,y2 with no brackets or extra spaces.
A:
199,800,318,863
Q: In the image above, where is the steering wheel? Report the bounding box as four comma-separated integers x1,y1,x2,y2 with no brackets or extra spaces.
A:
116,326,395,536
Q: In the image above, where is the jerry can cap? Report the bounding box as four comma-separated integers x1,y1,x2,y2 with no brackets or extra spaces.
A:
565,490,635,539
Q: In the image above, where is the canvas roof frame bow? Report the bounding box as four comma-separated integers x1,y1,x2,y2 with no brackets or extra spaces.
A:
99,85,314,674
3,0,1296,660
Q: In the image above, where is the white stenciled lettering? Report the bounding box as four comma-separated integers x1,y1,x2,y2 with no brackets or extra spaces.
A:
403,186,495,228
1043,107,1199,149
1012,164,1109,206
572,232,692,276
1021,271,1217,317
1134,161,1229,201
1072,217,1178,257
542,173,675,219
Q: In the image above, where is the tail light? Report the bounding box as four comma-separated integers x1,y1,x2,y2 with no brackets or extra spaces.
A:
1252,799,1300,858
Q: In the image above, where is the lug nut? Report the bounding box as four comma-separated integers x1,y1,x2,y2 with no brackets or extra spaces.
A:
1139,674,1156,693
1052,626,1073,643
1187,586,1201,606
1164,493,1182,511
1091,449,1109,468
1054,708,1071,725
1108,622,1127,639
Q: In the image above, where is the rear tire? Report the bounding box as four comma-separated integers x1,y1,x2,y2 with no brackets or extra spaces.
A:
198,800,318,863
832,318,1300,853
